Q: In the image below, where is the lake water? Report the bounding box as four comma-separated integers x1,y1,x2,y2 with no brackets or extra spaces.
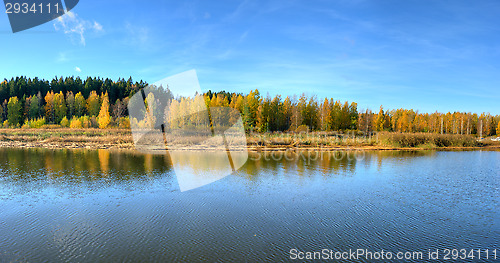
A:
0,148,498,262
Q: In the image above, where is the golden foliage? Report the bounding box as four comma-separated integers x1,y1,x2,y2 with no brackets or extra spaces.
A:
98,92,111,129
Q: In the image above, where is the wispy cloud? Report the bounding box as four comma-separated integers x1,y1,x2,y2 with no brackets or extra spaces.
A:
225,0,252,21
123,22,151,49
75,66,81,72
56,52,68,62
224,0,291,22
54,11,103,46
93,21,103,32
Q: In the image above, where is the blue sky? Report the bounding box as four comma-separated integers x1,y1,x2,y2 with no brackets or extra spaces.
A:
1,0,499,114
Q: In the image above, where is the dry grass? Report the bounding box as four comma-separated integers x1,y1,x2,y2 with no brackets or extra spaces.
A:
377,132,479,148
246,131,378,147
0,128,491,150
0,128,133,147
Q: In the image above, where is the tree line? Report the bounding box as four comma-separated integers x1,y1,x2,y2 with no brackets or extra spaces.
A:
203,90,500,137
1,76,499,136
0,76,146,107
0,76,146,128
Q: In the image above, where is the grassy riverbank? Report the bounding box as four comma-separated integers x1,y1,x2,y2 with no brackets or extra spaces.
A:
0,128,498,151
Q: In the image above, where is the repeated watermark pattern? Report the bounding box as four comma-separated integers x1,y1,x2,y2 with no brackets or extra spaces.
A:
128,70,248,191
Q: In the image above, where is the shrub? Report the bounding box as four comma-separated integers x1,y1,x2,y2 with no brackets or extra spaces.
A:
34,117,46,128
81,115,91,128
60,117,69,127
378,132,478,148
295,125,309,133
23,117,46,128
118,117,130,129
70,117,83,129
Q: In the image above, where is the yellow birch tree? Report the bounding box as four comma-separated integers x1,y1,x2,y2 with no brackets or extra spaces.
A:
98,92,111,129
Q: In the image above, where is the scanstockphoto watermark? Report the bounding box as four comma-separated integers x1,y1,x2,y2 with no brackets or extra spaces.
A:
4,0,80,33
290,248,423,261
289,248,498,261
248,147,367,164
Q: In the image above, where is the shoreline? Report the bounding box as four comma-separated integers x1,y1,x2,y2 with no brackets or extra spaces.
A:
0,128,498,152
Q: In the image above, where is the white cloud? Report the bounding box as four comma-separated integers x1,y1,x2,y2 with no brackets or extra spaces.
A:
54,11,103,46
93,21,103,32
75,66,81,72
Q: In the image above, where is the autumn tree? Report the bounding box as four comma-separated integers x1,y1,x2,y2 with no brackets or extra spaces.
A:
44,91,55,123
112,99,126,119
413,113,428,132
486,115,497,136
301,96,318,130
339,102,351,130
497,120,500,136
398,110,410,132
168,99,180,129
53,91,67,123
86,91,100,117
281,96,292,131
0,100,7,122
28,92,41,119
329,100,341,131
233,94,245,113
74,92,86,117
179,97,190,127
7,96,21,126
348,102,358,130
66,91,75,118
98,92,111,129
375,106,386,131
228,94,241,125
320,98,331,131
256,96,270,132
242,89,260,131
22,95,29,121
269,95,285,131
358,109,374,134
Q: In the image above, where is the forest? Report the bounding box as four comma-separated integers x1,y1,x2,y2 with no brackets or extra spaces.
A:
1,76,499,137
